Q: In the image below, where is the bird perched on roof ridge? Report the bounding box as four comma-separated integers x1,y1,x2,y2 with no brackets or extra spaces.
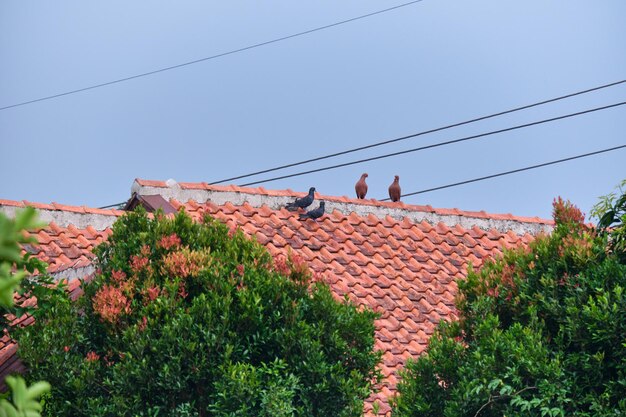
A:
286,187,315,211
299,201,325,221
388,175,401,202
355,173,368,199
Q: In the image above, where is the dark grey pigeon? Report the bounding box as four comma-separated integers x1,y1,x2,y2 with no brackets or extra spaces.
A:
286,187,316,211
299,201,325,221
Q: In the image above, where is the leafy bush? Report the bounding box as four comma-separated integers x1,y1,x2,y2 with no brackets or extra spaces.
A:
392,195,626,416
593,179,626,263
0,208,52,417
17,209,380,416
0,208,53,315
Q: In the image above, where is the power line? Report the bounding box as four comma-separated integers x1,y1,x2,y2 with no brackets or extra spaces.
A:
211,79,626,184
0,1,425,112
239,100,626,187
379,144,626,200
102,144,626,210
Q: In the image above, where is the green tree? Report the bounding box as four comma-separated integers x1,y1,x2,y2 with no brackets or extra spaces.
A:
392,193,626,417
0,208,52,417
17,209,380,416
592,179,626,262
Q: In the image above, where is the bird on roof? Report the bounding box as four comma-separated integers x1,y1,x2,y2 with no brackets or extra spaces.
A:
388,175,401,202
286,187,316,211
299,201,325,221
355,173,368,199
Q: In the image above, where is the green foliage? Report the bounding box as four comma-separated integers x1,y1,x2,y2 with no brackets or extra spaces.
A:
0,209,52,417
0,208,48,309
592,179,626,262
17,208,380,416
0,376,50,417
392,195,626,416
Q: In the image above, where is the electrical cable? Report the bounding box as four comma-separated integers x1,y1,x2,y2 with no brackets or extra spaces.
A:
238,100,626,187
0,0,425,111
379,144,626,200
211,79,626,184
99,143,625,210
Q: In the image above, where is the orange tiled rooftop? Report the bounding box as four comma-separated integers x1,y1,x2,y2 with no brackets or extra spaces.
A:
0,179,553,416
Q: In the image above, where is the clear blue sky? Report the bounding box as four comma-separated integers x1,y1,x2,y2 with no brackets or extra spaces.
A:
1,0,625,220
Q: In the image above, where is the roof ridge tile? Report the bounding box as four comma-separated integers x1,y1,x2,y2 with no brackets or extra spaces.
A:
0,199,24,207
132,179,553,235
22,200,53,210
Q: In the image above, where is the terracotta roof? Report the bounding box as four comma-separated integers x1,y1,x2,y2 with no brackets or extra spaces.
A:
0,179,553,416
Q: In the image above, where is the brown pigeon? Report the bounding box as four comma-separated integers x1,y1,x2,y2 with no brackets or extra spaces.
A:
388,175,401,202
355,173,368,199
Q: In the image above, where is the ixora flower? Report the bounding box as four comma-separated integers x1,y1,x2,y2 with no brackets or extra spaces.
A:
158,233,181,250
85,351,100,362
146,286,160,301
130,255,150,272
273,256,290,276
161,247,210,278
553,196,586,226
111,269,127,283
92,284,131,324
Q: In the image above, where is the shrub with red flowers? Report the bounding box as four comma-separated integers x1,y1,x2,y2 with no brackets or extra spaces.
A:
91,284,131,324
552,196,586,226
392,195,626,417
16,208,380,417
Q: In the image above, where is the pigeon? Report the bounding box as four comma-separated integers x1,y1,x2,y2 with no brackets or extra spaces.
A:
388,175,401,202
286,187,316,211
355,173,368,199
299,201,325,221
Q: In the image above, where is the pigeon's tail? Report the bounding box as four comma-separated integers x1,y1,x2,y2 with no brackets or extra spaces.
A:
298,213,310,220
285,203,299,211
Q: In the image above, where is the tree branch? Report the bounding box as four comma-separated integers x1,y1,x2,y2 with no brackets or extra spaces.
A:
474,386,537,417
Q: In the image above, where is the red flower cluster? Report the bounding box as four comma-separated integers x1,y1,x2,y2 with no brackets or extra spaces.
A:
111,269,127,283
138,316,148,332
273,254,310,282
559,233,594,260
274,256,290,276
177,281,188,299
483,262,521,302
553,197,585,226
130,255,150,273
158,233,181,250
146,286,160,301
93,284,131,324
161,248,208,278
85,351,100,362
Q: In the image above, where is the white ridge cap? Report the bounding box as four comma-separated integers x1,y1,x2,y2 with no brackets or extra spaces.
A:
0,202,121,231
133,182,553,236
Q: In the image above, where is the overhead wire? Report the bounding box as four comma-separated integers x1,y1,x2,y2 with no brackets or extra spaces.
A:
0,0,425,111
238,100,626,187
98,143,626,210
211,79,626,184
379,144,626,200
